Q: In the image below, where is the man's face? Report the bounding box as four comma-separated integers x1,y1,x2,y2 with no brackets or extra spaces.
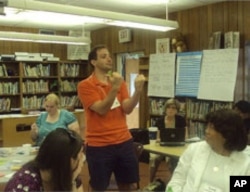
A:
92,48,113,72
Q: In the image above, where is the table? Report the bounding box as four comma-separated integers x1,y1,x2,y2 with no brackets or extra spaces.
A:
143,143,189,158
0,147,37,187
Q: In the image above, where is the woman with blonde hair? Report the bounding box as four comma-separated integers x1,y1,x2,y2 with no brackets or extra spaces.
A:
30,93,80,145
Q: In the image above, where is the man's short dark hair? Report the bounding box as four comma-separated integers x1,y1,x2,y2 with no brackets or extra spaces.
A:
88,44,107,64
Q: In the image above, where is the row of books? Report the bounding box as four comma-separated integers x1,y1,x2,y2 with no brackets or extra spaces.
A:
0,98,11,111
22,96,45,109
186,99,233,120
149,98,166,115
0,82,19,95
61,80,78,92
188,120,206,139
22,63,51,77
60,95,82,108
0,64,8,77
22,80,49,94
60,63,80,77
1,62,82,78
22,95,82,110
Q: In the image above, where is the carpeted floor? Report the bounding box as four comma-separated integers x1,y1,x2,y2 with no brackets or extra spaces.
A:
81,160,172,191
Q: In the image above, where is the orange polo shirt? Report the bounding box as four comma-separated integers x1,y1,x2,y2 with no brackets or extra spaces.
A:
77,74,132,146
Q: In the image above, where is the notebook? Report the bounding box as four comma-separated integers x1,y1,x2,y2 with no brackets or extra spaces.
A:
159,128,186,146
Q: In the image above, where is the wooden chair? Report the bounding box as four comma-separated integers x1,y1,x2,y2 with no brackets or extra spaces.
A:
133,142,144,189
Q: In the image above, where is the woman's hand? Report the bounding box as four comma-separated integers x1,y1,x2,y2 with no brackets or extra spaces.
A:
30,123,39,141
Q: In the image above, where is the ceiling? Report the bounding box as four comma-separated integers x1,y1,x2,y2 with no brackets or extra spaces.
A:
0,0,227,31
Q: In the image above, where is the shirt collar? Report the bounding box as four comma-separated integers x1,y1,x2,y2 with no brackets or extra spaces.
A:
89,73,108,87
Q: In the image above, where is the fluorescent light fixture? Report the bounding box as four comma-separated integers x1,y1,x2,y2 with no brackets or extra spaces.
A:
0,31,91,45
5,0,178,32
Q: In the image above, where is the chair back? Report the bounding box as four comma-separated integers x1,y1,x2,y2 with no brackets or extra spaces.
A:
133,142,144,160
130,128,150,163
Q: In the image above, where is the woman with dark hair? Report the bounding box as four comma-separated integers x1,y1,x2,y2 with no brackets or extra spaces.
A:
4,128,84,192
166,109,250,192
150,98,186,182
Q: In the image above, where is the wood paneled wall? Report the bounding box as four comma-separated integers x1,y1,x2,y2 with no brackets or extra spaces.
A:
0,27,68,60
91,1,250,56
1,1,250,59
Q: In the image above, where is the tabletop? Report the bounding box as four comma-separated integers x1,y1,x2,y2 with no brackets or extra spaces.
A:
143,143,189,158
0,147,37,184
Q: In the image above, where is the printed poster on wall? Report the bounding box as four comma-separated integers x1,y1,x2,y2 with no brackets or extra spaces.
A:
175,51,202,97
147,53,176,97
198,49,239,101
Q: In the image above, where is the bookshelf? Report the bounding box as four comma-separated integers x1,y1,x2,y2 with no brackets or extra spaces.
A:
0,60,89,114
138,56,234,139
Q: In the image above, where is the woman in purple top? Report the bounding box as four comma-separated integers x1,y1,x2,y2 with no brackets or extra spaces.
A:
4,128,84,192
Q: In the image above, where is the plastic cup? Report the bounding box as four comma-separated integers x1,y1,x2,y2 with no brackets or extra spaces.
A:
22,143,32,155
148,127,158,145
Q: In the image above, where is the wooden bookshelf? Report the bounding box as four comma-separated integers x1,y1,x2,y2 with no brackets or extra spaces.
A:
0,60,89,114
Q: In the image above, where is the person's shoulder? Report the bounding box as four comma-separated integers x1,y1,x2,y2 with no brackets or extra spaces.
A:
78,75,97,89
188,141,208,150
78,77,90,85
61,109,73,115
39,111,48,117
243,145,250,156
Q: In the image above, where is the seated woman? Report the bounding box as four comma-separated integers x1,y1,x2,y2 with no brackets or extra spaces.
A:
4,128,84,192
149,98,186,182
30,93,80,145
166,109,250,192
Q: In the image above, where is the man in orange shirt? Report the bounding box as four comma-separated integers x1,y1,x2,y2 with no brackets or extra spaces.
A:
77,45,145,191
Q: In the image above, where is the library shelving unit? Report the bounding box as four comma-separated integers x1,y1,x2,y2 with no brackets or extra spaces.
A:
185,98,233,138
138,56,234,139
0,60,89,114
59,61,90,109
0,59,89,147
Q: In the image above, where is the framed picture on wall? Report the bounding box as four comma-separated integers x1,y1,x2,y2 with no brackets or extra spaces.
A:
156,38,170,54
